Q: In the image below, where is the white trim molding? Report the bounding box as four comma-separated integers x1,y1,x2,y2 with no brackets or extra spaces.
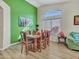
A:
25,0,40,7
0,42,20,50
0,0,11,50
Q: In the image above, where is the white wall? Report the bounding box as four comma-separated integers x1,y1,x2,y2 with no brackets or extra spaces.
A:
38,0,79,36
0,0,10,50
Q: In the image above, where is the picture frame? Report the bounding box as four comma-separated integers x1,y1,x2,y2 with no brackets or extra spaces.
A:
74,15,79,25
18,16,27,27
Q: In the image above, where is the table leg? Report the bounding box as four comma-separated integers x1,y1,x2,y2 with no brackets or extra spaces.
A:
58,37,60,43
33,38,37,52
47,37,50,46
44,38,47,49
64,37,66,45
37,38,42,52
25,40,29,55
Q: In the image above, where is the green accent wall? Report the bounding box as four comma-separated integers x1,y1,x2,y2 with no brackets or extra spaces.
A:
4,0,37,43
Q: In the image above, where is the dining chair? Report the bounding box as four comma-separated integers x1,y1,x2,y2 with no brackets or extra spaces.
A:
45,30,50,46
36,30,48,52
35,30,42,52
41,31,46,47
43,30,48,48
43,30,50,49
20,31,34,55
20,32,28,55
57,32,66,44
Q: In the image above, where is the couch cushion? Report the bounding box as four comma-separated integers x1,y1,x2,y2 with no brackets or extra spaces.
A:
72,33,79,41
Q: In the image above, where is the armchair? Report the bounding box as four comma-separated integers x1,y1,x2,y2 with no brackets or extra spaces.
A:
66,32,79,50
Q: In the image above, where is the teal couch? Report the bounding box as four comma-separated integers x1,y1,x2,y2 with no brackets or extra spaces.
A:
66,32,79,50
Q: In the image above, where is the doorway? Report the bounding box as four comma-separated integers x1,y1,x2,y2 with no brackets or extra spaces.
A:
41,9,63,42
42,19,61,41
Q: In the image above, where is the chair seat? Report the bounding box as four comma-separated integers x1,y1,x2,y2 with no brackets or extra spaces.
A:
28,38,34,43
58,32,66,44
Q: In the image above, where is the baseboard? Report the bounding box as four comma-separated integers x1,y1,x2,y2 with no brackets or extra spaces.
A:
0,45,10,51
0,42,20,51
10,42,20,46
0,48,4,50
50,36,58,42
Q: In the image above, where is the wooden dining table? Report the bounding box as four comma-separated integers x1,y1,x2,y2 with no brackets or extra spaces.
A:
26,35,41,52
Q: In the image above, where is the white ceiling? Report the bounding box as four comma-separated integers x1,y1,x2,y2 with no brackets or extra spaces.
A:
36,0,70,5
26,0,70,7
